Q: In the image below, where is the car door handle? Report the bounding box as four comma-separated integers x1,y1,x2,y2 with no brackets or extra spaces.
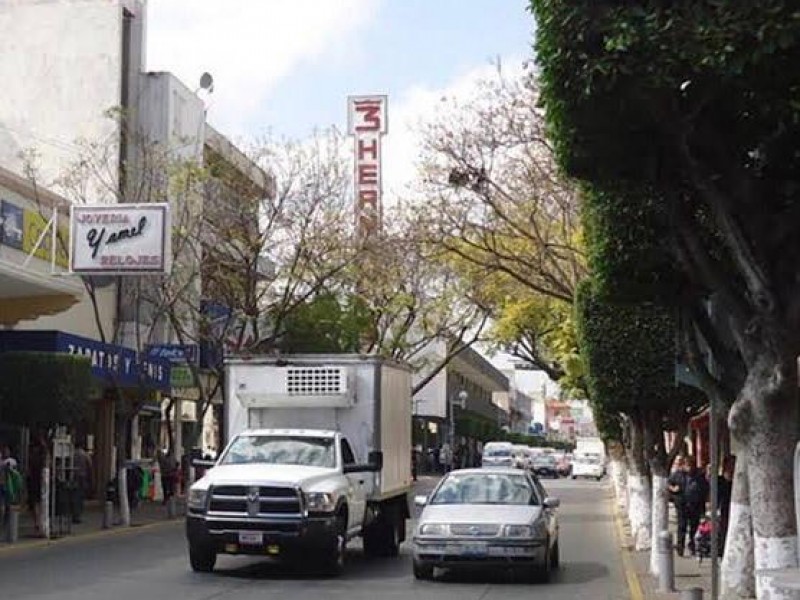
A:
358,479,365,485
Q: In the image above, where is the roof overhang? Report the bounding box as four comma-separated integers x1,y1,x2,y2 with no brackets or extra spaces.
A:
0,260,84,325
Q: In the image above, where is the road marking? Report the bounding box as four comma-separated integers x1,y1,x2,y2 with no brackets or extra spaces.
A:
611,496,644,600
0,519,182,556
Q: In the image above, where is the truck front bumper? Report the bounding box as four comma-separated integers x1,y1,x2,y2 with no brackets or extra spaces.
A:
186,513,340,557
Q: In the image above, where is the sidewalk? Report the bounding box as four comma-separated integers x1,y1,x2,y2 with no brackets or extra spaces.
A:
615,502,713,599
0,497,185,554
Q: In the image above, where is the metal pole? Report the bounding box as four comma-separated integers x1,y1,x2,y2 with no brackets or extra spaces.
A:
657,530,675,592
448,395,455,473
710,390,719,600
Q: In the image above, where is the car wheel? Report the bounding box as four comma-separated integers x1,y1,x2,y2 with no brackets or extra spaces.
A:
364,512,400,557
571,475,577,480
551,540,560,569
596,476,602,481
533,544,551,583
189,543,216,573
413,560,434,580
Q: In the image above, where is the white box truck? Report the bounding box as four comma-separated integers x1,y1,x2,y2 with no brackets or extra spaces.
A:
185,355,413,575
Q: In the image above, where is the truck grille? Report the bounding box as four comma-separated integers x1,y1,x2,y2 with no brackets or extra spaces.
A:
207,484,303,518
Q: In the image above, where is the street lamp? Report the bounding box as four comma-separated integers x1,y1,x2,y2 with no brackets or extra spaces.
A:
448,390,467,472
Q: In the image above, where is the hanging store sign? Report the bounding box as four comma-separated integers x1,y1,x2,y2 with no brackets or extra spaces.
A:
70,204,172,275
347,95,387,239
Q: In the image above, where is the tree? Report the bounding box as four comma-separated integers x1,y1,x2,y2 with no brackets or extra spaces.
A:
413,65,588,391
532,2,800,596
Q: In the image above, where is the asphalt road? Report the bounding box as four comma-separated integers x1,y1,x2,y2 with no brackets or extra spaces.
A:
0,478,629,600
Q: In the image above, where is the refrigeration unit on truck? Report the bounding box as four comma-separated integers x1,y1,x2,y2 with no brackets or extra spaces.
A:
185,355,413,575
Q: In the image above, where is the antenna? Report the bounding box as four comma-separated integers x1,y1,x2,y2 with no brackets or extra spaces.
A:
198,72,214,93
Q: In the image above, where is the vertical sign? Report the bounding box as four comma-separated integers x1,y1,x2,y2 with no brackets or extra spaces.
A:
348,95,387,239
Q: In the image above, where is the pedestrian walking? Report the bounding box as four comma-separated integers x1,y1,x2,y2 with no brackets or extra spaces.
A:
717,457,734,554
669,456,708,556
72,443,93,524
26,432,49,537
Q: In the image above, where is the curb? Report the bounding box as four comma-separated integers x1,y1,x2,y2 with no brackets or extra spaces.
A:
611,497,645,600
0,517,182,557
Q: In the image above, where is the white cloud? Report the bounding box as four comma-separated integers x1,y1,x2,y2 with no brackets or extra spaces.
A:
381,58,525,205
145,0,379,135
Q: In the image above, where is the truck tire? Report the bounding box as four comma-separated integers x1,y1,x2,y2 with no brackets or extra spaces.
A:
189,544,216,573
321,514,347,577
364,513,401,557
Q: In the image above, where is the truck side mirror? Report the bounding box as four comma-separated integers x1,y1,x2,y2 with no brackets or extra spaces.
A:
368,450,383,471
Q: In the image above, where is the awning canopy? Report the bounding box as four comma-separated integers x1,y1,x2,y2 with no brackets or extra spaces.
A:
0,259,84,325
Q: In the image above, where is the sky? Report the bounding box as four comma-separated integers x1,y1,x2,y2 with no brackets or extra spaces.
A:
145,0,543,388
146,0,534,197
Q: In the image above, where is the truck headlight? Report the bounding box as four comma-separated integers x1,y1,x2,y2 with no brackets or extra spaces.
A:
418,523,449,536
188,488,208,511
305,492,336,513
503,524,533,537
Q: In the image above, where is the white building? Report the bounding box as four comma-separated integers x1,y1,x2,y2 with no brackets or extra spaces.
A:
0,0,271,487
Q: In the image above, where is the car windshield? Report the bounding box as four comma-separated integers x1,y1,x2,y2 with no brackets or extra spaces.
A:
430,472,537,505
536,455,557,465
484,447,511,457
220,435,336,468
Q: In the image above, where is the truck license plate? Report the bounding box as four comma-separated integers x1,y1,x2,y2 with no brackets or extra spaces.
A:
238,532,263,545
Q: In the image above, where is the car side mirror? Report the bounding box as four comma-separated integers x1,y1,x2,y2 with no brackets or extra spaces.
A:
543,497,560,509
414,495,428,507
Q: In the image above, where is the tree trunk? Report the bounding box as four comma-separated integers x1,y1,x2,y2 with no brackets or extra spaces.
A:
729,352,799,600
608,442,629,513
721,445,756,599
626,415,652,551
645,415,669,575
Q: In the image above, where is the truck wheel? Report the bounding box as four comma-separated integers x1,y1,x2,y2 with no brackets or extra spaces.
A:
322,514,347,577
364,513,400,557
189,544,216,573
413,560,434,580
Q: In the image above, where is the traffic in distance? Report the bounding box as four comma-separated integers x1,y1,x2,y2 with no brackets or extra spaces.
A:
184,353,609,583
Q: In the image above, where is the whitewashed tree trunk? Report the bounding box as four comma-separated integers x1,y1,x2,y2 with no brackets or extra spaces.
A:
611,458,628,513
729,355,799,600
650,474,669,575
628,473,652,550
722,447,755,599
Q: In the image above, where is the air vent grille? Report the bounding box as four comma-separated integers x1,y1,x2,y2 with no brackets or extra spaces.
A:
286,367,344,396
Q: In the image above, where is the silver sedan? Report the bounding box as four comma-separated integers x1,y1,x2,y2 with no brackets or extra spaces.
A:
412,467,560,581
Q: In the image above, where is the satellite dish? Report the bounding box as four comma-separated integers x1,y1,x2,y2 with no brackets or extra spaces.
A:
199,72,214,93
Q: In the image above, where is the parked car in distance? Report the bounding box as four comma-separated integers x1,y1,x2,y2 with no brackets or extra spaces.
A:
532,453,559,479
556,453,573,477
481,441,514,468
512,445,533,470
412,468,560,581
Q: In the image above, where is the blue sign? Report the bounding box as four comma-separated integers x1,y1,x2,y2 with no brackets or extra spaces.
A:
146,344,199,365
0,201,23,250
0,330,171,391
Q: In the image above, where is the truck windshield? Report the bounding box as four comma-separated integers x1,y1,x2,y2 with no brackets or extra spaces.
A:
220,435,336,468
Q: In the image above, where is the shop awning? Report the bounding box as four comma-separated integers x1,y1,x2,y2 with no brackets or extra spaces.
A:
0,259,84,325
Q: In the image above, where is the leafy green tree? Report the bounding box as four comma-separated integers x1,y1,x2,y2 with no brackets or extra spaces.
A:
532,0,800,591
0,353,93,429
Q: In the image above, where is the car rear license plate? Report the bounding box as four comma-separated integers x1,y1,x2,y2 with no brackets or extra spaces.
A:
238,532,263,545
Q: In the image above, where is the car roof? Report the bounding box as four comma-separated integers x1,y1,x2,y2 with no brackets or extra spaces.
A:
447,467,527,476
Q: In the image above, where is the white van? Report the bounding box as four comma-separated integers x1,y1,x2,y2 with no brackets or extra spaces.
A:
481,441,514,468
571,452,605,480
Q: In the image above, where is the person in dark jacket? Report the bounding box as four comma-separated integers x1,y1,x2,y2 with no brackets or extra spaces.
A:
669,457,709,556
